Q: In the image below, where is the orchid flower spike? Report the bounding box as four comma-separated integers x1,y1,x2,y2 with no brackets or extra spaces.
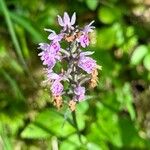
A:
38,12,101,111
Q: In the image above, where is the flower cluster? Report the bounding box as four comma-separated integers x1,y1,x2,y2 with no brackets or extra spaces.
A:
38,12,101,111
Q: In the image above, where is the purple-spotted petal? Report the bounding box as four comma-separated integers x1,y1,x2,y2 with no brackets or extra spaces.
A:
74,86,85,101
51,81,63,96
79,34,90,48
44,56,56,69
78,56,96,74
50,42,61,54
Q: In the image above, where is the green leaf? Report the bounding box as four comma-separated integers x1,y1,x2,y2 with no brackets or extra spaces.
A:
87,102,122,148
122,83,135,120
60,134,80,150
21,123,51,139
119,117,147,148
86,0,99,11
131,45,148,65
0,123,14,150
21,109,75,139
115,83,135,120
122,35,138,53
115,24,124,46
97,26,116,50
75,101,89,130
98,6,121,24
0,112,24,135
120,26,138,52
143,53,150,71
87,143,103,150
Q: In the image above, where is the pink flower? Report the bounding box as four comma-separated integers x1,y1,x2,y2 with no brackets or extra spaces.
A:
74,86,85,101
51,81,64,96
38,42,60,55
48,32,63,42
50,42,61,55
44,28,64,44
57,12,76,30
47,72,60,80
77,21,95,47
83,21,95,33
38,42,61,68
38,43,49,51
38,50,56,69
78,34,90,48
78,55,96,74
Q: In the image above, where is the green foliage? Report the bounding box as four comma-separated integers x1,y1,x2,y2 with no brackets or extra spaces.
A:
131,45,148,65
98,6,122,24
0,0,150,149
21,109,76,139
97,25,117,50
143,53,150,71
10,13,45,43
115,83,135,120
85,0,99,11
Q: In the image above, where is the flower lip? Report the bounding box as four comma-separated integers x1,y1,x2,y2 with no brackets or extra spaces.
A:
78,56,96,74
50,42,61,54
74,85,85,101
38,42,61,68
78,34,90,48
51,81,64,96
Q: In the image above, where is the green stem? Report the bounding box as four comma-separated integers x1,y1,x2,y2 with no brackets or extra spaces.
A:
71,111,83,144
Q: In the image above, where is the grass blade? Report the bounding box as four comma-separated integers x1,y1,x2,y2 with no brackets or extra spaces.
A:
0,0,27,70
10,12,45,43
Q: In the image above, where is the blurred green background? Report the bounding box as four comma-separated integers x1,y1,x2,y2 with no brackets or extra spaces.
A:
0,0,150,149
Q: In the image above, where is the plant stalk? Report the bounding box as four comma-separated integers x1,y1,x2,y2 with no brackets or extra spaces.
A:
71,111,83,144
